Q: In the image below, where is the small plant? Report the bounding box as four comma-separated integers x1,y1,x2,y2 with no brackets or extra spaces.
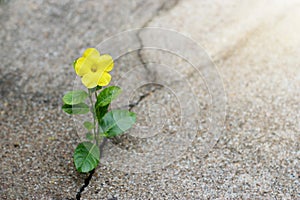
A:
62,48,136,173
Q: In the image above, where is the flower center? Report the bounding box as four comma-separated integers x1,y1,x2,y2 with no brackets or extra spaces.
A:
91,65,97,73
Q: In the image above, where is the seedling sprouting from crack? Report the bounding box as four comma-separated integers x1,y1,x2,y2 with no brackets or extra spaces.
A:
62,48,136,173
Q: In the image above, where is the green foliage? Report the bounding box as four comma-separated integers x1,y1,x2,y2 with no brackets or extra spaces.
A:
96,86,122,107
100,110,136,138
73,59,77,70
73,142,100,173
63,90,88,105
86,133,94,140
62,103,89,114
64,87,136,173
63,54,136,173
95,104,109,123
83,121,94,131
65,49,136,173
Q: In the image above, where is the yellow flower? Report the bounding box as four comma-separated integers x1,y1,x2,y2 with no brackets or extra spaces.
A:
74,48,114,88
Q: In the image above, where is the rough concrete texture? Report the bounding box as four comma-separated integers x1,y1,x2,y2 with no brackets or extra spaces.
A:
1,0,299,199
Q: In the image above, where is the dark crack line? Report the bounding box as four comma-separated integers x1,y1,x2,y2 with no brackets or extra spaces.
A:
135,0,180,106
137,0,180,82
128,84,163,111
140,0,180,28
129,92,148,111
137,29,155,81
76,169,95,200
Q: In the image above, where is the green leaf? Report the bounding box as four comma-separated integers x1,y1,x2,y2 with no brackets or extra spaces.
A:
63,90,88,105
73,58,78,70
96,86,122,107
86,132,94,140
100,110,136,138
83,121,94,131
62,103,89,115
95,104,109,123
94,86,122,122
73,142,100,173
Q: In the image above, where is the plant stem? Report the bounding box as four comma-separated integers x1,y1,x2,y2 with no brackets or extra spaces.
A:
88,89,98,146
94,91,101,146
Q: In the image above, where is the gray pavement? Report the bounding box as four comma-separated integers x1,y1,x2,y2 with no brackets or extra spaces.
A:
1,0,299,199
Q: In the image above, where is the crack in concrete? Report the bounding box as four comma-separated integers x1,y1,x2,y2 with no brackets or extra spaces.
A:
128,83,163,111
76,1,180,199
135,0,180,107
75,169,95,200
137,0,180,82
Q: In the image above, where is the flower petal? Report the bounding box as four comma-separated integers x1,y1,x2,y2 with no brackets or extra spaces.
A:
83,48,102,66
97,54,114,72
97,72,111,86
81,72,99,88
75,57,92,76
83,48,100,59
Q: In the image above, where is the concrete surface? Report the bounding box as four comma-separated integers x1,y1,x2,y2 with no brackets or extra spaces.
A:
1,0,299,199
